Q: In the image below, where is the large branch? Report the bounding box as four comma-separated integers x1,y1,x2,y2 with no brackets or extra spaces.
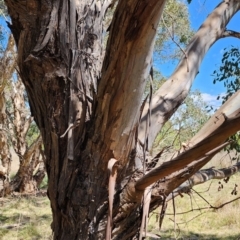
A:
155,142,229,200
138,0,240,149
135,90,240,190
164,159,240,202
178,161,240,194
93,0,167,164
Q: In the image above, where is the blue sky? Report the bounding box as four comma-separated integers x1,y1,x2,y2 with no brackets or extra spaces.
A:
156,0,240,107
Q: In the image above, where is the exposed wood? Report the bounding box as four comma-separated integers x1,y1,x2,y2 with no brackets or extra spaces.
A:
93,0,166,166
4,0,167,238
106,158,118,240
136,90,240,190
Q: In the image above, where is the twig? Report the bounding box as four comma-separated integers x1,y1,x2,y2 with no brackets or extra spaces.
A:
172,192,176,239
159,196,167,230
165,195,240,216
170,211,207,225
222,29,240,39
161,16,189,72
191,188,213,207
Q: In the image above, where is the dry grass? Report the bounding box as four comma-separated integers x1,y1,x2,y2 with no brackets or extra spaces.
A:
148,172,240,239
1,175,239,240
0,195,52,240
1,151,240,239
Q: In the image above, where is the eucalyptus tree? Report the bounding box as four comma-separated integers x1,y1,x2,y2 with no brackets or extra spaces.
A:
3,0,240,239
0,34,44,195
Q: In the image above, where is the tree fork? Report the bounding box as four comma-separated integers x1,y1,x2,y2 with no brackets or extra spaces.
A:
4,0,166,238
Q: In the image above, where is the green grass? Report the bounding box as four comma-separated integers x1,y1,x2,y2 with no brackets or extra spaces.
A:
0,196,52,240
148,173,240,239
39,176,48,189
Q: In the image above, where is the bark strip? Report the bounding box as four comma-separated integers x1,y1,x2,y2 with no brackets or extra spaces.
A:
106,158,118,240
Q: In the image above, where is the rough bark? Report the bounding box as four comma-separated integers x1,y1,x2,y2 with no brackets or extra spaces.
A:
0,38,45,195
4,0,167,238
8,135,43,193
4,0,240,239
0,35,15,190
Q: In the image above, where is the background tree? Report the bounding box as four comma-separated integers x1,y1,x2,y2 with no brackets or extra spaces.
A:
213,46,240,153
153,90,209,154
155,0,194,62
3,0,240,239
0,34,44,195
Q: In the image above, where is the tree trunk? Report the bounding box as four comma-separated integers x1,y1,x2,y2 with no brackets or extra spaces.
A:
0,36,45,195
4,0,166,238
0,34,15,194
8,135,43,193
4,0,240,239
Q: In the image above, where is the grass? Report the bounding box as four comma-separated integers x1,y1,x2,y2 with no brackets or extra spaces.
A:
1,176,239,240
148,173,240,239
1,151,240,239
0,195,52,240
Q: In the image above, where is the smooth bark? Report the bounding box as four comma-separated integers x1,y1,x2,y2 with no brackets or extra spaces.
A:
138,0,240,149
136,90,240,190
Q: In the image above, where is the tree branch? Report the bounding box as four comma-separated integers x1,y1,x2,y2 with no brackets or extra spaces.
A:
94,0,167,163
161,142,229,202
179,162,240,193
222,29,240,39
136,90,240,190
138,0,240,149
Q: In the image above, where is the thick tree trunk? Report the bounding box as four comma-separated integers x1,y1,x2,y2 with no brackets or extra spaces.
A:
4,0,166,238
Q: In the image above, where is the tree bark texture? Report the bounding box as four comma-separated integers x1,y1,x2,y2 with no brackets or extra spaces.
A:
4,0,240,239
4,0,166,238
0,34,15,186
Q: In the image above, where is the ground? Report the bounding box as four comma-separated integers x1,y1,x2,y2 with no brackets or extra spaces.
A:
0,151,240,239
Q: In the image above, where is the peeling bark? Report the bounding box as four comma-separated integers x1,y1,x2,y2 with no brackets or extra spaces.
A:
0,35,16,191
